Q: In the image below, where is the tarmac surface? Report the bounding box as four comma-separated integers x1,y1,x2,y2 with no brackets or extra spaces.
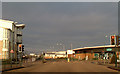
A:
5,60,119,72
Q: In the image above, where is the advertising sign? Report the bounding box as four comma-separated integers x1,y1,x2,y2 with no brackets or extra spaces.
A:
106,48,112,51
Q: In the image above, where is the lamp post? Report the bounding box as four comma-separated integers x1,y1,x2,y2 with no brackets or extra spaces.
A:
57,42,65,51
104,35,108,64
115,44,117,67
114,34,117,67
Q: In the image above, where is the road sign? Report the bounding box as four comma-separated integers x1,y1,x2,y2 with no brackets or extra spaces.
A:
106,48,112,51
67,50,75,54
10,50,14,53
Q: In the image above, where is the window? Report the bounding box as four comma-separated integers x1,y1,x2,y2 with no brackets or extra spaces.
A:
3,40,5,48
5,40,6,48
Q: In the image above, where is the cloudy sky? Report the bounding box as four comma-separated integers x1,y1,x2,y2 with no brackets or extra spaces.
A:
2,2,118,54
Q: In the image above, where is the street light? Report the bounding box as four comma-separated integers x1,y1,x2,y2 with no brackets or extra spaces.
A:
56,42,65,51
104,35,108,64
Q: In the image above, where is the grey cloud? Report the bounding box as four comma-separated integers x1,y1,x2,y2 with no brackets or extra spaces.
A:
2,2,118,53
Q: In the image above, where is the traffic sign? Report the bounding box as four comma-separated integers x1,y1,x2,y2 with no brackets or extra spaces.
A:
10,50,14,53
106,48,112,51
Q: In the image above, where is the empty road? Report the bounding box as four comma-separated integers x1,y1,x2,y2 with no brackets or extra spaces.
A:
5,60,118,72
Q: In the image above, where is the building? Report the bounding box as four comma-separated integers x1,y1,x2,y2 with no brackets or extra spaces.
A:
67,50,75,58
44,52,56,59
44,51,67,59
55,51,67,58
0,19,25,59
0,27,12,59
72,45,120,60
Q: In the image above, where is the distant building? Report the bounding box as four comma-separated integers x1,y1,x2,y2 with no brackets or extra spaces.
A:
44,51,67,59
44,52,56,59
55,51,67,58
0,19,25,59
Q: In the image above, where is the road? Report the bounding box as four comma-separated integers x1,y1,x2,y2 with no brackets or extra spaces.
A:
5,60,118,72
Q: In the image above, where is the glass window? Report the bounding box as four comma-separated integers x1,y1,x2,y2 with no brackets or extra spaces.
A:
3,40,4,48
5,40,6,48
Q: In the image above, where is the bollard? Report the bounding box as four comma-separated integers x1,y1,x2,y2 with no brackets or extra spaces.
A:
68,58,70,62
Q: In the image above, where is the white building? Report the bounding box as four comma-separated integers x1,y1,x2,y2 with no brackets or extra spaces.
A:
44,52,56,59
0,19,25,59
55,51,67,58
44,51,67,59
0,27,12,59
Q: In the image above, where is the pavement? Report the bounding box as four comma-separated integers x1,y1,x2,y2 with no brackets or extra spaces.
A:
90,60,120,71
3,60,119,72
2,59,37,72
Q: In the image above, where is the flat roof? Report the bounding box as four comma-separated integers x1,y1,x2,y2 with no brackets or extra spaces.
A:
16,24,25,29
0,19,15,23
0,19,25,28
73,45,120,51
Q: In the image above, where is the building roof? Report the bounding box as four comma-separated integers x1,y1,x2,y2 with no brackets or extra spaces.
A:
46,52,56,54
73,45,119,51
0,19,25,28
0,27,12,31
16,24,25,29
0,19,15,23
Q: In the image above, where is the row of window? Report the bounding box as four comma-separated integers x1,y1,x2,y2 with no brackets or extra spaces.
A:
3,40,9,49
2,27,22,43
3,28,11,39
2,51,9,59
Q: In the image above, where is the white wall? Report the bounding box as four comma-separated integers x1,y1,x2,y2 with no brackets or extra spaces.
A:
0,20,13,31
0,28,3,41
55,51,66,55
0,27,11,42
56,54,67,58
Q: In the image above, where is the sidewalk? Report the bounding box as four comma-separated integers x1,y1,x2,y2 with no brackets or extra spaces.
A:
90,60,120,71
2,60,42,72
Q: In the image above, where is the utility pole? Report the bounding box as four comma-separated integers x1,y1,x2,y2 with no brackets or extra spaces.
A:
110,35,117,67
104,35,108,64
115,35,120,67
115,44,117,67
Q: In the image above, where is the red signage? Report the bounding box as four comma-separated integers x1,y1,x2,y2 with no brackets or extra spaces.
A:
10,50,14,53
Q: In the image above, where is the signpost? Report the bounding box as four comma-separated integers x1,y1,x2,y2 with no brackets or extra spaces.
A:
10,50,14,68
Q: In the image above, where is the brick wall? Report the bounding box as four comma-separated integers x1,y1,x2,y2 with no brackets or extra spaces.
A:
75,53,94,60
68,54,74,58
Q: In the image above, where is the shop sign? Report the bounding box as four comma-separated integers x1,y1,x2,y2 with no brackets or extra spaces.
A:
106,48,112,51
